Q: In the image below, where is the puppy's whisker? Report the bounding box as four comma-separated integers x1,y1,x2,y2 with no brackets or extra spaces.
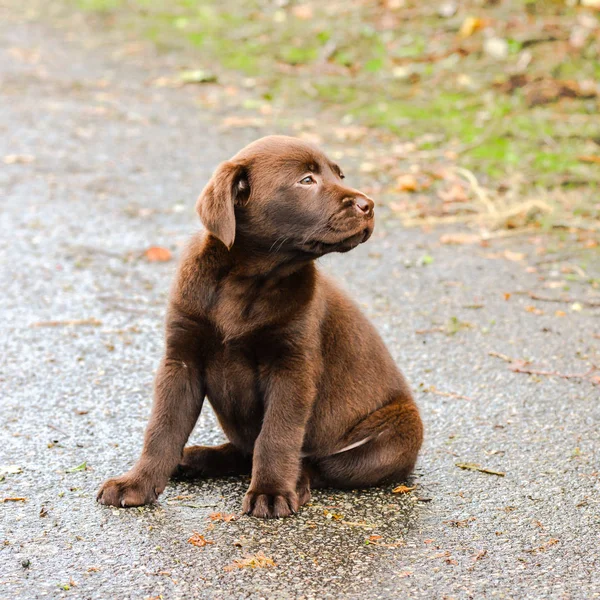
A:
301,224,327,246
269,235,287,253
275,236,290,253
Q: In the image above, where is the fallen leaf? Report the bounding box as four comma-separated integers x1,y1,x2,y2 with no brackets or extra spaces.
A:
444,516,476,527
446,316,472,335
459,16,485,38
220,116,265,129
395,174,419,192
438,183,469,203
392,485,416,494
3,154,35,164
224,552,276,571
0,465,22,476
524,78,597,107
365,536,404,548
439,233,480,245
292,4,313,19
178,69,218,84
524,538,559,553
340,520,377,528
578,155,600,165
188,532,214,548
471,549,487,565
456,462,505,477
145,246,172,262
2,497,27,502
503,250,525,261
555,310,566,317
65,462,87,473
525,305,543,315
209,512,238,522
151,76,176,88
504,293,511,301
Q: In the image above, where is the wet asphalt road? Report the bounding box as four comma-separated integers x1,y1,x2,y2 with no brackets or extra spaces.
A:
1,5,599,599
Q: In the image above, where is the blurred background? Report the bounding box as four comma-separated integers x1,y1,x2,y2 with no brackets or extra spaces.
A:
2,3,600,597
51,0,600,238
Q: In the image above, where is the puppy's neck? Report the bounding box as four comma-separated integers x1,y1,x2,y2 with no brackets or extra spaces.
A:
178,233,318,340
226,237,315,280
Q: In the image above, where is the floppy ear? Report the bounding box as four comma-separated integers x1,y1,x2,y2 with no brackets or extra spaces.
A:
196,161,249,250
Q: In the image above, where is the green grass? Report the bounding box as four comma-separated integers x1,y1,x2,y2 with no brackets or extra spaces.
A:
71,0,600,229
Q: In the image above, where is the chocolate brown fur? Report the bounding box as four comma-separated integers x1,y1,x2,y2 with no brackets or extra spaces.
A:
97,135,423,518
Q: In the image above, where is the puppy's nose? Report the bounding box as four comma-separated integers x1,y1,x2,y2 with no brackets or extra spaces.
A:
354,196,374,218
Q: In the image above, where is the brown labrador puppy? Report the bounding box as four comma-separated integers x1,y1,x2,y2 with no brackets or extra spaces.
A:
97,135,423,518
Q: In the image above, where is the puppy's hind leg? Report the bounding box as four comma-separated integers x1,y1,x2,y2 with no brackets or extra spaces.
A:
175,443,252,479
312,399,423,489
295,465,313,507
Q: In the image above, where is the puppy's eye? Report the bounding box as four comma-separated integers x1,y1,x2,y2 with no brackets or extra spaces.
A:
299,175,315,185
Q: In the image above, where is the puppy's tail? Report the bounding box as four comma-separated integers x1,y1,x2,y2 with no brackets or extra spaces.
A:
335,399,423,457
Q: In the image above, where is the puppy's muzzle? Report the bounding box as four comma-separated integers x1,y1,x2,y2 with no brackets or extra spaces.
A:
353,195,374,219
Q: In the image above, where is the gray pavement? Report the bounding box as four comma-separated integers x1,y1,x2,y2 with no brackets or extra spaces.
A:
1,6,599,599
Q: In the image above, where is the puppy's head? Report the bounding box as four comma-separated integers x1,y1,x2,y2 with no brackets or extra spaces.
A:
197,135,374,257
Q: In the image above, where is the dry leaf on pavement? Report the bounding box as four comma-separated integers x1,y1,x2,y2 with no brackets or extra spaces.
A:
145,246,172,262
439,233,480,245
459,16,485,38
395,174,420,192
188,532,214,547
503,250,525,261
224,552,276,571
209,512,238,522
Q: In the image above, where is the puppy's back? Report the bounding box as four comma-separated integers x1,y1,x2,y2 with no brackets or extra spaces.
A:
316,272,412,405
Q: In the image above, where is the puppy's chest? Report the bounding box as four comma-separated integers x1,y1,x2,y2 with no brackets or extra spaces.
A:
212,277,295,340
203,339,271,446
204,343,260,408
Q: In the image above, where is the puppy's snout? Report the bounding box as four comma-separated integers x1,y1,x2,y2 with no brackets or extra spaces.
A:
354,196,374,218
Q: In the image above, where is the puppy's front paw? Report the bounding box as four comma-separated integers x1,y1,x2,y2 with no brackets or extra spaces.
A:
97,472,165,507
242,489,299,519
